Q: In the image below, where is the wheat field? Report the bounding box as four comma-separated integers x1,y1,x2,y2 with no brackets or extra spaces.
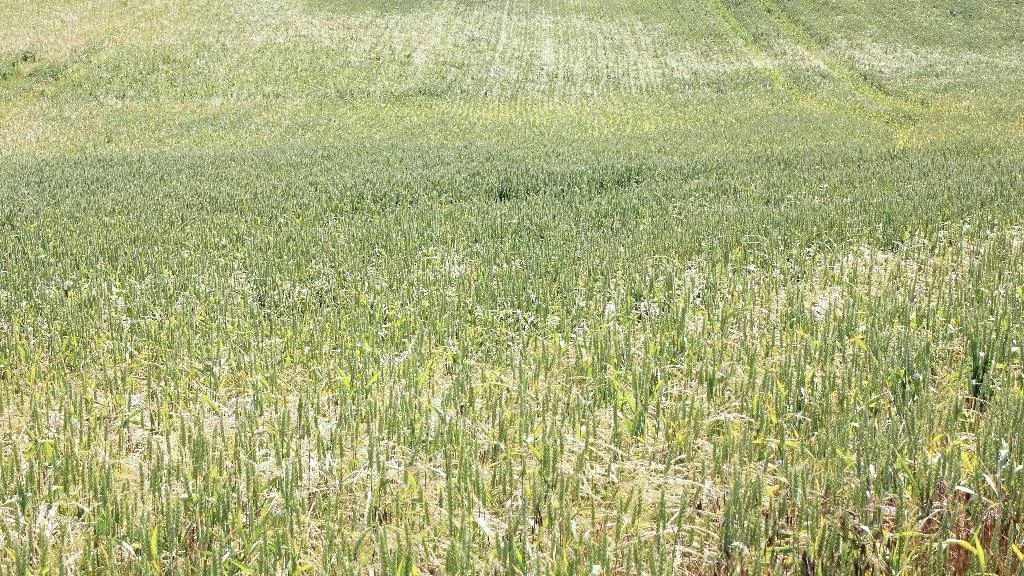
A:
2,0,1023,574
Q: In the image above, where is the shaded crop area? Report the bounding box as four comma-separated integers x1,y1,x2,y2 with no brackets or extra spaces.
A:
1,0,1023,575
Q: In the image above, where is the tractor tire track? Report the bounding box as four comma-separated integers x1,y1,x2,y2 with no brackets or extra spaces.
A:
1,0,177,123
752,0,923,117
711,0,922,133
707,0,792,94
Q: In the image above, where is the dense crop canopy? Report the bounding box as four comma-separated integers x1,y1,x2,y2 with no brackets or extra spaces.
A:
1,0,1023,574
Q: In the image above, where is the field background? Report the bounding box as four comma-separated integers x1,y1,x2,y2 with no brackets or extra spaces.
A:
2,0,1024,574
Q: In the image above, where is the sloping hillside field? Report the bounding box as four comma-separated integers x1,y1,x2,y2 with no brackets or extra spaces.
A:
1,0,1023,574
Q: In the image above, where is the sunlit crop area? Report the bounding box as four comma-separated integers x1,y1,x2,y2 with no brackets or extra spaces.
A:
2,0,1023,574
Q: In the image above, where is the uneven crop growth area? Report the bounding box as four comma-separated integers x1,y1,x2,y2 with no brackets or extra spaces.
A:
2,0,1023,574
